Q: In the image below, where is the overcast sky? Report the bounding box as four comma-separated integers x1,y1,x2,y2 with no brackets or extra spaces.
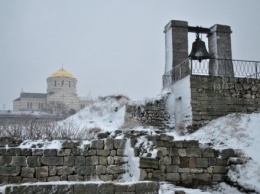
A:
1,0,260,110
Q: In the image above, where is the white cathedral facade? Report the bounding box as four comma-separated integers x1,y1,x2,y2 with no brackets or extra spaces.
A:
13,68,89,115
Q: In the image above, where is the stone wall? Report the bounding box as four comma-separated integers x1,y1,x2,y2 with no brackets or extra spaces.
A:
125,97,171,129
0,135,237,189
0,138,127,184
136,134,236,187
190,75,260,128
3,182,159,194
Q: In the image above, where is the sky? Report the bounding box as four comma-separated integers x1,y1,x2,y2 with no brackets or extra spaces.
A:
1,0,260,110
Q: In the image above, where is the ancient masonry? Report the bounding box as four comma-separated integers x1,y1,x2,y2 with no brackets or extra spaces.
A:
0,133,239,193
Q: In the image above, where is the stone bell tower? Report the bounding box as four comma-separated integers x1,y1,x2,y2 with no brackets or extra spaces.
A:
163,20,233,76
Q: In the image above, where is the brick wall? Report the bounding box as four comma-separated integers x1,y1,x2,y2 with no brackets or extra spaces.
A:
190,75,260,128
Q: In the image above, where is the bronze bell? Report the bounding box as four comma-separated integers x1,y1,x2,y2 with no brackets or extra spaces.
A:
189,34,212,62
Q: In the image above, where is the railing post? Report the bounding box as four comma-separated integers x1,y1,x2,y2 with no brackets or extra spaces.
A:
190,59,193,75
255,62,258,79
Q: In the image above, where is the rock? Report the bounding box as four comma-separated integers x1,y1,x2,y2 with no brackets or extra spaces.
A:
140,157,158,169
0,137,22,147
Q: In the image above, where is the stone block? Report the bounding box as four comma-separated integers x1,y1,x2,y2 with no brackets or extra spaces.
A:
114,156,127,164
32,149,44,156
75,166,95,176
169,148,179,156
172,157,180,165
220,149,235,159
213,166,227,174
49,166,57,176
0,166,20,176
47,176,60,182
35,166,48,178
22,177,37,183
68,175,84,181
188,157,196,168
5,184,72,194
90,140,104,149
75,156,85,166
8,176,21,184
140,157,158,169
152,170,166,180
21,167,35,178
178,168,190,173
180,173,193,182
57,149,71,156
97,149,110,156
212,174,226,182
183,140,199,148
104,138,114,150
0,156,11,166
27,156,38,167
115,183,136,192
0,137,22,147
160,134,174,141
208,158,216,166
89,156,98,165
107,156,114,165
100,175,113,181
107,165,125,174
73,183,98,194
198,173,211,182
180,157,189,168
196,158,208,168
186,148,201,157
62,141,77,149
216,158,227,165
167,165,178,173
64,156,75,166
98,183,115,194
136,181,159,193
43,149,57,156
160,156,172,165
173,141,183,148
5,148,21,156
41,156,63,166
99,156,108,165
10,156,27,166
21,149,32,156
117,149,125,156
110,150,117,156
114,139,126,149
202,148,215,157
96,165,106,175
57,166,73,176
166,173,180,182
71,148,82,156
178,149,187,157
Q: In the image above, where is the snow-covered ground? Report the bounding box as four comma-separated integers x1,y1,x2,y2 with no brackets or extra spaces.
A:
1,97,260,193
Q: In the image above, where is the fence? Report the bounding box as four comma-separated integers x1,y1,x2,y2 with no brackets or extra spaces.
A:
162,58,260,88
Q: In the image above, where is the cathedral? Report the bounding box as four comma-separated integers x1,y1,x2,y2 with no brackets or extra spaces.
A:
13,68,89,115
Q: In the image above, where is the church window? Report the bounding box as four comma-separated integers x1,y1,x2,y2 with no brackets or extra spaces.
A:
69,81,71,87
62,80,64,86
27,102,29,109
54,80,57,87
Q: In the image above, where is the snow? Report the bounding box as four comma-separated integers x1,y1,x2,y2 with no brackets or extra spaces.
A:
58,96,127,132
18,139,63,149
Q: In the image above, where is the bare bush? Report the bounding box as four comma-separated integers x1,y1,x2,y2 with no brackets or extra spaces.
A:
0,118,100,141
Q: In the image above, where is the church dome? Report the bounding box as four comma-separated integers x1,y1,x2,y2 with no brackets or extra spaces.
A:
50,68,74,78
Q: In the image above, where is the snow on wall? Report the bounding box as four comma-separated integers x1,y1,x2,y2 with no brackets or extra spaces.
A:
166,76,192,128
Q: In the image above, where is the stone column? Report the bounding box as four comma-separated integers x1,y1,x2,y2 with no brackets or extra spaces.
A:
208,24,234,77
164,20,188,73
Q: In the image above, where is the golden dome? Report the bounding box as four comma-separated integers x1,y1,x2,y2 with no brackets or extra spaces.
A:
50,68,74,78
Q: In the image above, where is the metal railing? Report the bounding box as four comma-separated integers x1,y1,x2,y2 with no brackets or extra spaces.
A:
162,58,260,89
